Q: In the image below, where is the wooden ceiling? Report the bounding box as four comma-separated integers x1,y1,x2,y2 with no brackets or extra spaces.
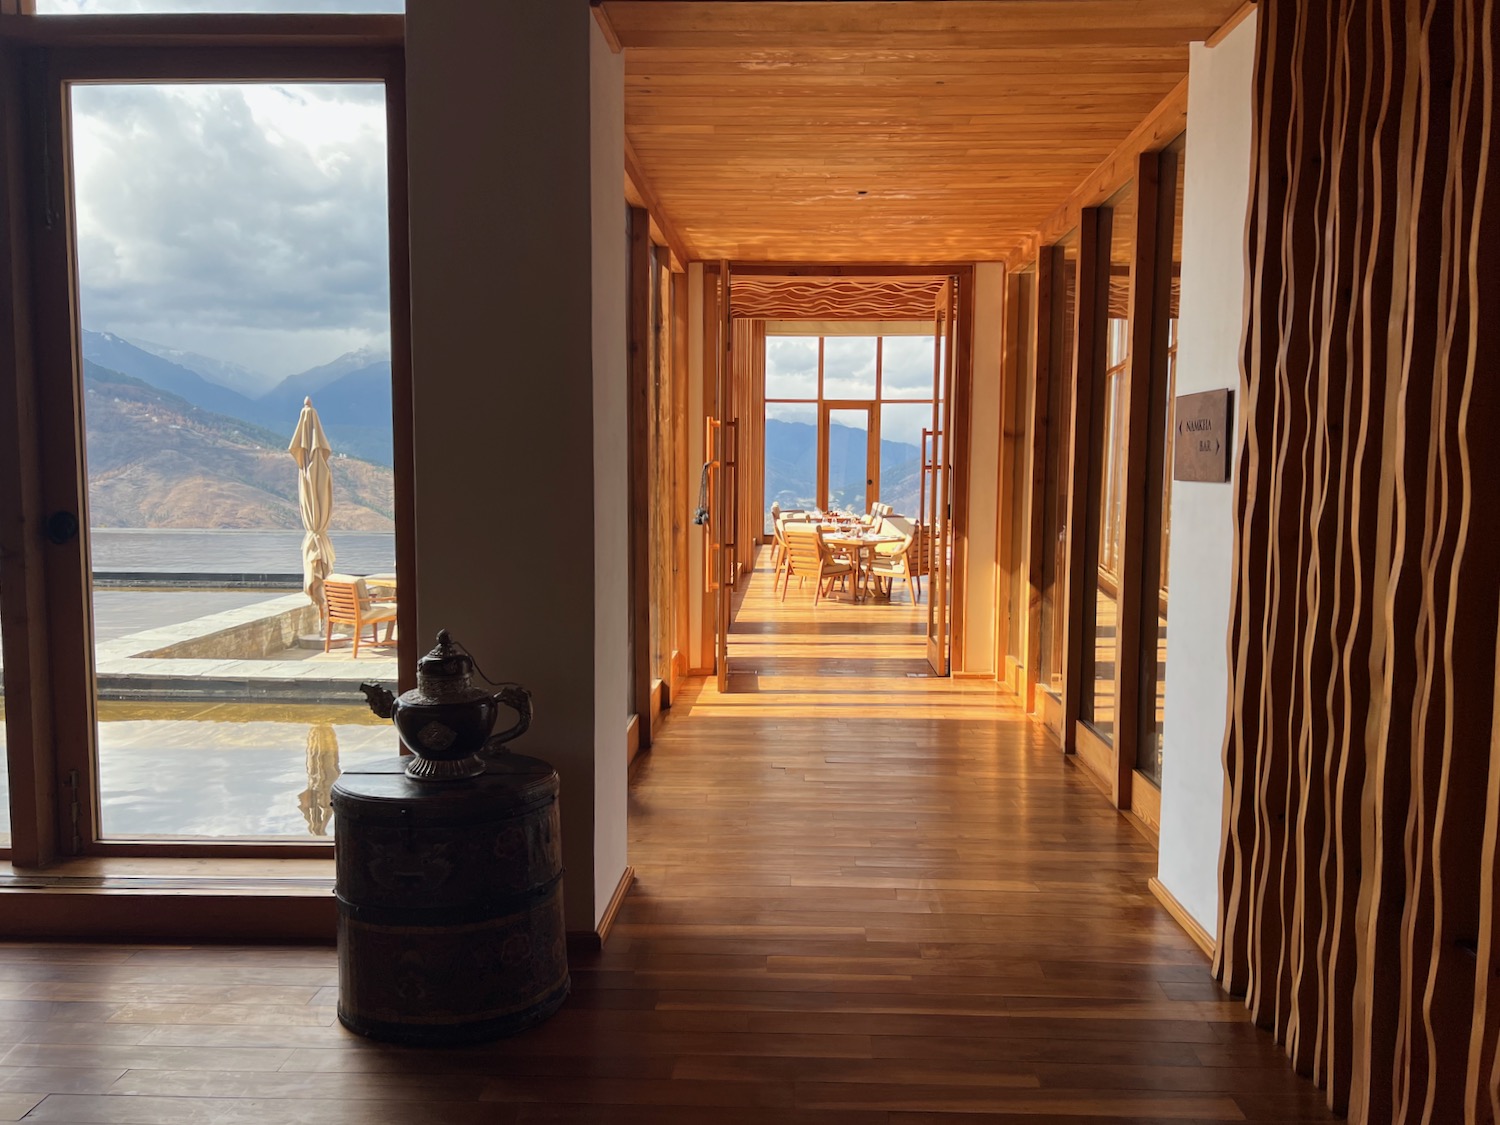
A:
601,0,1247,264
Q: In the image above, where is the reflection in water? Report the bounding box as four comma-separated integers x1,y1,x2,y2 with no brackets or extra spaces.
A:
96,706,396,839
299,723,340,836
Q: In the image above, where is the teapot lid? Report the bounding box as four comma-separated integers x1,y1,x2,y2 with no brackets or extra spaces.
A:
417,629,473,681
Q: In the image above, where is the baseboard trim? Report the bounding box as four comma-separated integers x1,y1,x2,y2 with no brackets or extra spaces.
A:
566,865,635,957
0,887,336,944
597,864,634,945
1149,877,1215,960
626,713,642,766
952,670,996,680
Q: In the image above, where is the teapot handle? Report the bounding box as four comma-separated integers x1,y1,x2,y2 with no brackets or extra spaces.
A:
483,683,533,756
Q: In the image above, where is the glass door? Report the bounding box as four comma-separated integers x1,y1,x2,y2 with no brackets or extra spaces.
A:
818,403,877,516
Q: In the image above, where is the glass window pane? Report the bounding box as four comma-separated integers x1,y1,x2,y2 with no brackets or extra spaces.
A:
823,337,877,399
881,335,935,399
826,407,872,516
765,336,819,400
1081,184,1137,741
879,403,930,518
71,82,395,841
765,402,817,532
37,1,401,11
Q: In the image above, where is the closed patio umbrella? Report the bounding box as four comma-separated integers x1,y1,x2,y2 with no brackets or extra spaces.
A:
289,397,336,613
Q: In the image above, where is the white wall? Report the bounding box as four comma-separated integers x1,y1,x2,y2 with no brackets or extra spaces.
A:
963,263,1004,675
1155,12,1258,931
589,17,630,926
406,1,627,933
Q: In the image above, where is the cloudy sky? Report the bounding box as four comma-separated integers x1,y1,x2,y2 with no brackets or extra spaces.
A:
70,79,392,379
765,335,938,447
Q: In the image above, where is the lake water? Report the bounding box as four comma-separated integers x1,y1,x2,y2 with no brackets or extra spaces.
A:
91,528,396,575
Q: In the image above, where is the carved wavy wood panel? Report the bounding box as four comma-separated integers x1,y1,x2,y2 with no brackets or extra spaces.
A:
1216,2,1500,1123
729,277,945,320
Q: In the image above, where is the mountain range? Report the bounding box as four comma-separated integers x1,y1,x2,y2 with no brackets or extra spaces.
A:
83,360,394,531
764,418,923,520
82,330,395,466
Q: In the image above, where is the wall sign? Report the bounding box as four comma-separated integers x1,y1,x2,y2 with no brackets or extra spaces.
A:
1173,388,1233,483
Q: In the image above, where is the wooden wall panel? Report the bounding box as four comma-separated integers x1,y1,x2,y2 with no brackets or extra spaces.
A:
1215,3,1500,1123
628,208,653,750
650,255,677,703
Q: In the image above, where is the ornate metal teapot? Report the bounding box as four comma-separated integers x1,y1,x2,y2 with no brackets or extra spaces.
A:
360,630,533,781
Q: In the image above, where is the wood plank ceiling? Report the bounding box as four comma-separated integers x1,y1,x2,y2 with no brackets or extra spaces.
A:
602,0,1247,263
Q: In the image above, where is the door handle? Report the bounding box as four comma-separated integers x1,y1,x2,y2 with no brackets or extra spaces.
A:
46,511,79,545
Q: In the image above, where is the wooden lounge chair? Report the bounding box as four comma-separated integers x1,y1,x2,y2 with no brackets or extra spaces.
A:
781,524,852,605
324,574,398,657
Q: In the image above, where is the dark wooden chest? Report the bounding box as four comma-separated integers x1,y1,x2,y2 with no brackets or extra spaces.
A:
331,753,569,1044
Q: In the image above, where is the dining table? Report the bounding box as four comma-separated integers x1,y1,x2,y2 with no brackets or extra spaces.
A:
819,528,905,602
364,572,398,604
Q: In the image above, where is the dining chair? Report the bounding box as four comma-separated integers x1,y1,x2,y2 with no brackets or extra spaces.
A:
868,529,920,605
769,502,784,572
772,518,795,593
781,524,853,605
324,574,398,657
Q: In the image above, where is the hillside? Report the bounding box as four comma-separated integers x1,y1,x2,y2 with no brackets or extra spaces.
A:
83,362,394,531
764,418,923,518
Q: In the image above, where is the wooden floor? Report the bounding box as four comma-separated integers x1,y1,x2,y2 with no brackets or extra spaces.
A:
0,557,1336,1123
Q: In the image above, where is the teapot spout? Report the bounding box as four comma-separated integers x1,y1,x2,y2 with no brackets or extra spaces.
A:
359,681,396,719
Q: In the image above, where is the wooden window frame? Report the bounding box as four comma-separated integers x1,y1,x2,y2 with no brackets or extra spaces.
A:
762,330,937,542
0,14,410,863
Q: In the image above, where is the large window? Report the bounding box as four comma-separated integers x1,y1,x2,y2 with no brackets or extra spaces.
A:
0,17,408,860
763,330,934,533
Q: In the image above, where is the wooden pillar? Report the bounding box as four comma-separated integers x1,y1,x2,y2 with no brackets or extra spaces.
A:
1024,248,1057,717
1108,151,1164,810
0,41,58,867
1059,209,1104,757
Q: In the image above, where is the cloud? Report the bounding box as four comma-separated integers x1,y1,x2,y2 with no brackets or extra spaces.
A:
71,82,391,375
881,336,936,398
765,336,818,399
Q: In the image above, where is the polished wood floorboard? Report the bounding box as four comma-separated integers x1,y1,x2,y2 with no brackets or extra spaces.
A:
0,557,1335,1122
